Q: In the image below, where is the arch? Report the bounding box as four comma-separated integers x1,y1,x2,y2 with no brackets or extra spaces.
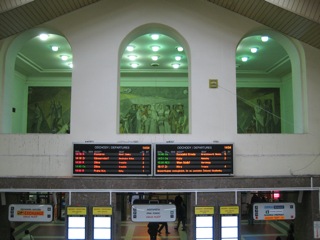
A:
118,23,190,134
1,27,72,133
236,29,305,134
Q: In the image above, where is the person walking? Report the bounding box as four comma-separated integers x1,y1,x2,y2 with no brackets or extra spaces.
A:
147,222,159,240
158,222,170,235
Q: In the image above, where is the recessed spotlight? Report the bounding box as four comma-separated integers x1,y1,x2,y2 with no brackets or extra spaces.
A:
128,55,137,61
126,45,135,52
175,55,182,61
67,62,73,68
39,33,49,41
241,56,249,62
261,36,269,42
151,55,159,61
51,46,59,51
60,55,68,61
130,63,139,68
172,63,180,69
151,34,160,40
151,46,160,52
250,47,258,53
176,46,183,52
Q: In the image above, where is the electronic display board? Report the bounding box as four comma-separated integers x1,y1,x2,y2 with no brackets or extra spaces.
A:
73,143,152,176
155,143,233,176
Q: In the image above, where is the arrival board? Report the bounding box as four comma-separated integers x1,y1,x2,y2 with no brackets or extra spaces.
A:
155,143,233,176
73,143,152,175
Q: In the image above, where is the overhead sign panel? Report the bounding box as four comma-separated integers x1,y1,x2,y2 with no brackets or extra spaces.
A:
155,143,233,176
253,202,295,220
73,143,152,176
8,204,53,222
131,204,176,222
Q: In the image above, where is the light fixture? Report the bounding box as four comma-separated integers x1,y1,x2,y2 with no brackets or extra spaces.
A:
250,47,258,53
126,45,135,51
39,33,49,41
151,34,159,40
241,56,249,62
151,46,160,52
128,55,137,61
176,46,183,52
60,55,68,61
175,55,182,61
261,36,269,42
67,62,73,68
151,55,159,61
172,63,180,69
130,63,139,68
51,46,59,52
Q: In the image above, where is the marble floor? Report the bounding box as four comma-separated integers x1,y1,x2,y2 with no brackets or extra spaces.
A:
12,219,290,240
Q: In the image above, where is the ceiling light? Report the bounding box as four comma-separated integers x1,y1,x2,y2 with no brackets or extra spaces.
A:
130,63,139,68
177,46,183,52
128,55,137,61
250,47,258,53
39,33,49,41
261,36,269,42
151,34,160,40
151,55,159,61
151,46,160,52
172,63,180,69
175,55,182,61
60,55,68,61
51,46,59,51
241,56,249,62
67,62,73,68
126,45,135,51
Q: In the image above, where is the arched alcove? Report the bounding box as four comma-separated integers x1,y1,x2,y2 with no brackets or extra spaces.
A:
1,28,72,133
236,30,305,134
118,24,190,134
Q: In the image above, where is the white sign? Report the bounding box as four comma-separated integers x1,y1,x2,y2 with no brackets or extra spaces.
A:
8,204,53,222
253,202,295,220
131,204,176,222
314,221,320,239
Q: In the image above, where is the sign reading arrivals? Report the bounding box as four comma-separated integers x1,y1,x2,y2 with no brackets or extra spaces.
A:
8,204,53,222
253,202,295,220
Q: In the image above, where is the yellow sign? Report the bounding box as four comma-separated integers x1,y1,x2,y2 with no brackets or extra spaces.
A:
220,206,239,215
93,207,112,215
195,206,214,215
67,207,87,215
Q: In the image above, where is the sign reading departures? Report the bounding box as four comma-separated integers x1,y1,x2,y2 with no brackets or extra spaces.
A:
72,143,233,176
73,143,152,175
155,143,233,176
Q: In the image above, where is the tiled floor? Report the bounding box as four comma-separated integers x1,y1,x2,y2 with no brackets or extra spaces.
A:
12,219,290,240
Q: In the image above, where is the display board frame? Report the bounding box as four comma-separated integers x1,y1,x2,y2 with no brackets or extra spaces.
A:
73,143,152,176
154,142,233,176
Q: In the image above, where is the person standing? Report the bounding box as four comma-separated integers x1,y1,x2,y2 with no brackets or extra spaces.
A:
21,230,34,240
175,201,186,231
147,222,159,240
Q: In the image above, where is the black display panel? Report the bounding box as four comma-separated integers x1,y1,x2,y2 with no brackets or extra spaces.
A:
155,143,233,176
73,143,152,175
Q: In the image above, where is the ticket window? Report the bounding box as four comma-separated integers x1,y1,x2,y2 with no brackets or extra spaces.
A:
195,206,214,240
67,207,87,240
92,207,112,240
68,216,86,239
219,206,239,240
93,216,111,240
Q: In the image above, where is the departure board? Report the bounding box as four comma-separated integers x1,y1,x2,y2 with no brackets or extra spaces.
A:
155,143,233,176
73,143,152,175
